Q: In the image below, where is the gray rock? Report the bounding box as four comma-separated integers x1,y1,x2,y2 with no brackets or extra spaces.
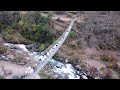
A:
75,65,81,69
2,56,5,58
7,54,14,59
54,74,58,78
18,62,26,65
76,71,80,74
60,58,62,61
0,55,10,61
26,44,35,49
65,59,68,63
83,72,87,76
81,75,88,79
12,75,21,79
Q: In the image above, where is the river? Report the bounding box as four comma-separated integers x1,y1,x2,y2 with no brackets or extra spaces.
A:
3,43,94,79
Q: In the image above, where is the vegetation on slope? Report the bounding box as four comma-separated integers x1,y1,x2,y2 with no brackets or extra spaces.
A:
0,44,8,54
0,11,55,51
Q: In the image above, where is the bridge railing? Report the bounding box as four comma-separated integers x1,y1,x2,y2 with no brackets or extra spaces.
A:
41,19,75,55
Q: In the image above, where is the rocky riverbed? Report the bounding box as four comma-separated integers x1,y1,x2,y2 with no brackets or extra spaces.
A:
0,43,99,79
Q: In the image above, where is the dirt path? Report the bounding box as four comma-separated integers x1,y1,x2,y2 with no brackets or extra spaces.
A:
41,13,72,22
52,15,72,22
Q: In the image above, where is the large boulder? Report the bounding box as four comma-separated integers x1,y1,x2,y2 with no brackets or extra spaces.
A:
26,43,40,52
26,44,35,50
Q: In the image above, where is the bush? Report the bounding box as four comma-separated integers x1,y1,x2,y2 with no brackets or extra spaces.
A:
6,28,15,34
69,31,76,38
0,45,8,54
0,11,13,27
107,63,113,69
3,34,14,42
100,55,118,70
39,44,45,51
39,70,54,79
100,55,111,62
100,67,105,71
24,24,55,44
3,28,15,42
69,44,76,49
12,56,23,63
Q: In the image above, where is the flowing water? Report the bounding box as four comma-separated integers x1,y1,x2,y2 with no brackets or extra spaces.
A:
3,43,90,79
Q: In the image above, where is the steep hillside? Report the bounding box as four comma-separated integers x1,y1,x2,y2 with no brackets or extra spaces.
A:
54,11,120,79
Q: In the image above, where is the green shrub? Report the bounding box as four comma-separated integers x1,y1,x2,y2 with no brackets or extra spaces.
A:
69,44,76,49
0,45,8,54
100,67,105,71
107,63,113,69
3,28,14,41
100,55,111,62
39,70,54,79
3,34,14,42
6,28,15,34
30,24,55,43
39,44,45,51
12,56,23,63
69,31,76,38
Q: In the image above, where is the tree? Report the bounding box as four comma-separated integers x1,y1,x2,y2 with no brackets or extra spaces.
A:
16,11,54,44
28,24,55,43
11,12,21,29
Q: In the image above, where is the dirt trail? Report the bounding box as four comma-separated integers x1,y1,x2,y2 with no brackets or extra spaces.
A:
42,13,75,22
52,15,72,22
